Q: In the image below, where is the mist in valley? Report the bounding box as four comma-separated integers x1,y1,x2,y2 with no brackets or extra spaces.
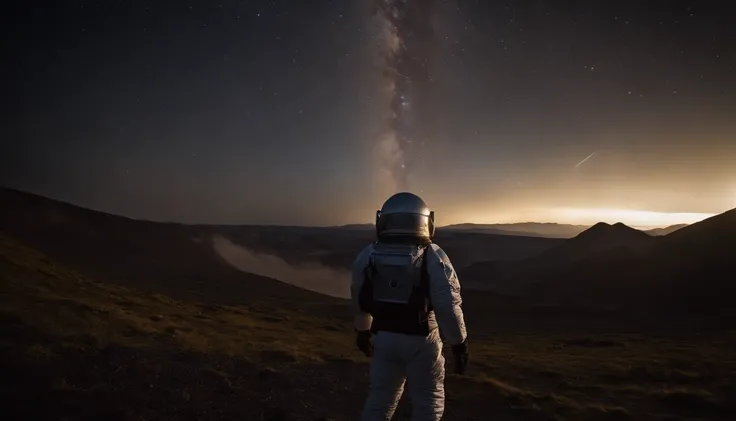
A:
211,234,351,299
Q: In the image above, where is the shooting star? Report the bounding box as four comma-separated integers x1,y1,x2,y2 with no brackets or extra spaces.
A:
574,152,596,168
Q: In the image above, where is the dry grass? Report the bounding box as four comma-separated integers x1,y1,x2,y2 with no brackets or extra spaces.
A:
0,232,358,365
2,231,735,420
451,331,736,420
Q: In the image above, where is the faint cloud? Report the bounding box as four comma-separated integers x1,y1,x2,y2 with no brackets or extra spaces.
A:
211,235,351,299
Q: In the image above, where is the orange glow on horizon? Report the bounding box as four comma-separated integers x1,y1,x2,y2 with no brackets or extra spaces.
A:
438,207,717,228
547,208,715,227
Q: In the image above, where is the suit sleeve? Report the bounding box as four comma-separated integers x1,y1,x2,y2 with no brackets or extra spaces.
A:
350,244,374,331
426,244,467,345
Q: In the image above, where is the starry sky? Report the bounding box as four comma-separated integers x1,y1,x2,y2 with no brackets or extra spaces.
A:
2,0,735,227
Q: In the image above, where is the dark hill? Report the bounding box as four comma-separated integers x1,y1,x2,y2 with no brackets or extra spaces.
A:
555,222,654,263
462,221,655,292
574,221,651,243
526,208,736,319
461,210,736,322
0,188,561,299
0,188,339,306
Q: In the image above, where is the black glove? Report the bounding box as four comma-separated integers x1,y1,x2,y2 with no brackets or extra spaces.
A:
451,340,469,375
356,330,373,357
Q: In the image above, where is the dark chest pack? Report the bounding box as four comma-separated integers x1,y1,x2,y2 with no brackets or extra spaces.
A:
358,242,433,335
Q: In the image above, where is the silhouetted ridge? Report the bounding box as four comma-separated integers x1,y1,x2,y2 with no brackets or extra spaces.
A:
646,224,688,236
441,222,589,238
664,207,736,242
573,222,610,239
572,221,649,246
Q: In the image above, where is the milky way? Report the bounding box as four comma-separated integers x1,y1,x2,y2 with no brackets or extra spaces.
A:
373,0,437,193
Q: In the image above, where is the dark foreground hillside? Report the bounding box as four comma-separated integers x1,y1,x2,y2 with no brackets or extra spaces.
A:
2,231,736,421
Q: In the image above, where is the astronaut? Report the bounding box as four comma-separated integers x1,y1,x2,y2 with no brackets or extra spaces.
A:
351,192,469,421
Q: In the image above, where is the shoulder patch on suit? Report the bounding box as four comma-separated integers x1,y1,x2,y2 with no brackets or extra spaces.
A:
446,265,460,292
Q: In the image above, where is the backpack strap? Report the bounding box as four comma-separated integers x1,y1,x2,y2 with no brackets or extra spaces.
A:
422,244,429,276
412,244,433,317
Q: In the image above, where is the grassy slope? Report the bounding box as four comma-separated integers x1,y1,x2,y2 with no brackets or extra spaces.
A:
1,231,735,420
0,231,356,362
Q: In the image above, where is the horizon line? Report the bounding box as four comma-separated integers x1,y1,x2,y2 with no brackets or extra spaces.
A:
0,186,724,230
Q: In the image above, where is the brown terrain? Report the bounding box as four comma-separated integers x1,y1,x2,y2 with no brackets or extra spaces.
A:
1,187,735,420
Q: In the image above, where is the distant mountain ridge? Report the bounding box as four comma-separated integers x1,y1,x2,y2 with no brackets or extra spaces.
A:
441,222,589,238
0,187,563,284
573,222,651,243
645,224,688,236
1,186,733,319
463,207,736,317
462,221,656,294
443,222,690,238
2,187,688,239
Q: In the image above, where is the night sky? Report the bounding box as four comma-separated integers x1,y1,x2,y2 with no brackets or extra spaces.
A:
3,1,735,227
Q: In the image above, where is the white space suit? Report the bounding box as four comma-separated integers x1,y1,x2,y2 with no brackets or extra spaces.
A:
351,192,468,421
